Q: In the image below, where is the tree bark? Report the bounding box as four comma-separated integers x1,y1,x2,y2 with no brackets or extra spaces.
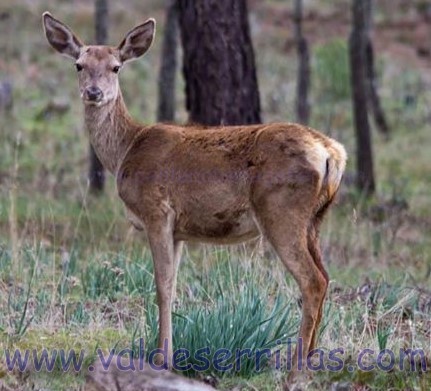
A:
364,0,390,136
294,0,310,125
157,0,179,122
349,0,375,195
177,0,261,126
89,0,108,194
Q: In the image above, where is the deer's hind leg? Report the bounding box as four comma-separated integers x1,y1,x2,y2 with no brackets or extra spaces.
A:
307,196,334,351
252,171,328,373
307,221,329,352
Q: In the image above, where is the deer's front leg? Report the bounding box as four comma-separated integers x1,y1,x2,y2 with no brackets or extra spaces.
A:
146,213,177,369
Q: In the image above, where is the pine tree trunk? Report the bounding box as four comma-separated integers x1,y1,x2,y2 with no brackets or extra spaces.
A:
349,0,375,195
294,0,310,125
364,0,390,136
177,0,261,126
157,0,179,122
89,0,108,194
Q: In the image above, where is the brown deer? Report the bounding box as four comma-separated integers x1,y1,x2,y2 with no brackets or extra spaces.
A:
42,12,347,380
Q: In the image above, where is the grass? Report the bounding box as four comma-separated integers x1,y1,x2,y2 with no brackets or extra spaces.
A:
1,0,431,390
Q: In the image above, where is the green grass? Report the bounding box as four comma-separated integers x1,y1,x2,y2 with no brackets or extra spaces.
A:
1,1,431,390
314,39,352,103
2,242,429,390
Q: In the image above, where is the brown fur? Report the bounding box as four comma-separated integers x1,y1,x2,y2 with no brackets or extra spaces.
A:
42,12,347,384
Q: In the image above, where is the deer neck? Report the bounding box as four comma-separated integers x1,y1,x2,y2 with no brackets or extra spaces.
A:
84,90,141,175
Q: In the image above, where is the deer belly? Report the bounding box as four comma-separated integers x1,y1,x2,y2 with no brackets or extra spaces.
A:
174,209,260,244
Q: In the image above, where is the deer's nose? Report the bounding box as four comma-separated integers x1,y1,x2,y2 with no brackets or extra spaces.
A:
85,86,103,102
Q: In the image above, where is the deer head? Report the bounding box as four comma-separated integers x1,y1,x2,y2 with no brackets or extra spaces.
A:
42,12,155,107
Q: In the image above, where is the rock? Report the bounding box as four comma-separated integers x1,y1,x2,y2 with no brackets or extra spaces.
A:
84,356,216,391
331,382,353,391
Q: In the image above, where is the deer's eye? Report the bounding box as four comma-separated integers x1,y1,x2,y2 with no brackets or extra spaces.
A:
75,63,83,72
112,66,121,74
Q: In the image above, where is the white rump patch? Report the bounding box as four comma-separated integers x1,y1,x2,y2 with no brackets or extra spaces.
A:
305,142,330,185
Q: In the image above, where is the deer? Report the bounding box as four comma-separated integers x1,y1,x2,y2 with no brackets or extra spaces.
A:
42,12,347,382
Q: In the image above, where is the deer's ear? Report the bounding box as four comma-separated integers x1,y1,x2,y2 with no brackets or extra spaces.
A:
42,12,83,60
117,19,155,64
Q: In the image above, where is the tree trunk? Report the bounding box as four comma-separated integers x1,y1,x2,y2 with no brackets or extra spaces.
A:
177,0,261,126
349,0,375,195
364,0,390,136
294,0,310,125
89,0,108,194
157,0,179,122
